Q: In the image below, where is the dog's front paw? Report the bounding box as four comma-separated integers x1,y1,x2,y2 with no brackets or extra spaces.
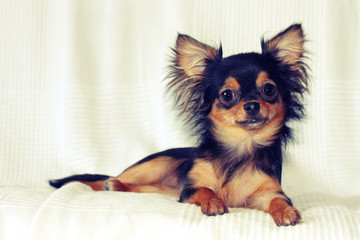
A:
271,205,301,226
269,197,302,226
183,187,229,216
200,196,229,216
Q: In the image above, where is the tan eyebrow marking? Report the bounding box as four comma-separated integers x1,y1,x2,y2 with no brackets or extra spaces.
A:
223,77,240,91
256,72,270,86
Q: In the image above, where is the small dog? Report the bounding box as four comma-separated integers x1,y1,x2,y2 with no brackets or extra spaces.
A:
50,24,309,226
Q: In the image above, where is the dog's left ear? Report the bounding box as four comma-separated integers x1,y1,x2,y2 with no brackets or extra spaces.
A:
262,24,310,122
262,24,308,92
262,24,306,70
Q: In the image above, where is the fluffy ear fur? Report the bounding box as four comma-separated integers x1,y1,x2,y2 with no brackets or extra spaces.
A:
262,24,310,125
262,24,305,68
261,24,309,94
167,34,222,121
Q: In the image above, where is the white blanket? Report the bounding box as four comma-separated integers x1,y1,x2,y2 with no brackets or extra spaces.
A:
0,0,359,239
1,185,359,239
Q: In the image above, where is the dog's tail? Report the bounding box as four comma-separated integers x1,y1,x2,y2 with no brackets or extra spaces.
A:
49,174,110,190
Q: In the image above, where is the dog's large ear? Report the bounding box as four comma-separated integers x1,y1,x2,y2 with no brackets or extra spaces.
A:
167,34,222,121
262,24,305,68
262,24,310,121
262,24,309,92
174,34,221,77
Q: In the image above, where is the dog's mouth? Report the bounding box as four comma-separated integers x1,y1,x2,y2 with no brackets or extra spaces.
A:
237,117,268,130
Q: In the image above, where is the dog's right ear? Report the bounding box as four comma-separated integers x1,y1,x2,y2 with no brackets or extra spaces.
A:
167,34,222,121
174,34,222,77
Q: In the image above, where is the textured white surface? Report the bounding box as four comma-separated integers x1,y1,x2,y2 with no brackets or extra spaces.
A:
1,184,359,240
0,0,359,239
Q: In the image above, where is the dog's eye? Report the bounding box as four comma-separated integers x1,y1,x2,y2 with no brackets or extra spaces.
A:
220,89,238,105
263,83,277,97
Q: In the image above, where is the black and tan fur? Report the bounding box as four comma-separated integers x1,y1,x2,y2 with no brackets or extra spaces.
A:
50,24,309,226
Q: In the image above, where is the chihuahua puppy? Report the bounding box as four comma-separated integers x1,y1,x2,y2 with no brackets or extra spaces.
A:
50,24,309,226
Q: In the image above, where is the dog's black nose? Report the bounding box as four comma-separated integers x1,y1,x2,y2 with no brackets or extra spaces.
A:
244,102,260,115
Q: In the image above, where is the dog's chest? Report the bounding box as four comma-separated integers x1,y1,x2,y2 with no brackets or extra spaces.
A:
218,169,273,208
188,159,272,208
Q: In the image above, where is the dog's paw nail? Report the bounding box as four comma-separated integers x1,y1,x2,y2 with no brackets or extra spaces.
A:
201,198,228,216
272,206,302,227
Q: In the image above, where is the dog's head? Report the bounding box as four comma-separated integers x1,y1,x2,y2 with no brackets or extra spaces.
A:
167,24,309,151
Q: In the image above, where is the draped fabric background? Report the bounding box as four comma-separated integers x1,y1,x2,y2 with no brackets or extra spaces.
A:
0,0,359,239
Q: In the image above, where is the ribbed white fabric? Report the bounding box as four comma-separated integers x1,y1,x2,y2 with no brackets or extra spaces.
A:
0,0,359,239
0,184,357,240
